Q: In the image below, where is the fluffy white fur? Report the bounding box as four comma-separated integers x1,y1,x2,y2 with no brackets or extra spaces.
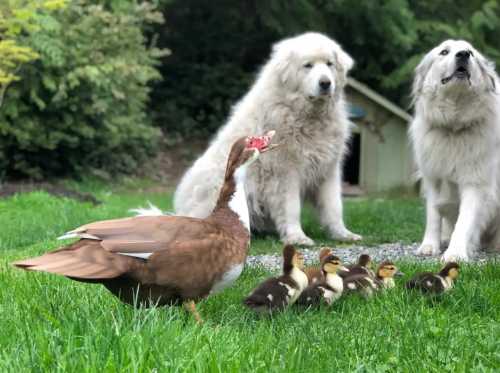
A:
410,39,500,262
174,32,361,245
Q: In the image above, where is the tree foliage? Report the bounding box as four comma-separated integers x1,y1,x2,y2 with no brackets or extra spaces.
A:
0,0,66,106
151,0,500,137
0,1,167,179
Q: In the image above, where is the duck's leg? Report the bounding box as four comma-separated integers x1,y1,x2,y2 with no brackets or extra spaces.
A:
183,300,203,324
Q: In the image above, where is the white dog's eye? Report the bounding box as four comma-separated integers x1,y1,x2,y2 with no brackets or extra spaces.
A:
326,61,333,67
439,49,449,56
303,62,313,69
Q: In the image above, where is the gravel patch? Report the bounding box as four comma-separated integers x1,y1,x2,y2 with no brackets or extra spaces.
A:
247,243,499,272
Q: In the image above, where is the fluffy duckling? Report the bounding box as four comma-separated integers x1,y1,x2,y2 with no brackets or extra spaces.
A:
244,245,308,314
343,261,403,298
296,254,345,307
304,248,333,284
338,254,375,279
406,262,459,295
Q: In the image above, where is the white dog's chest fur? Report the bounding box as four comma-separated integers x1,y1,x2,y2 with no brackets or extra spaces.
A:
274,117,348,182
413,118,498,185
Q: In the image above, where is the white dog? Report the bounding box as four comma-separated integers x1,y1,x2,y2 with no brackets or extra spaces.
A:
174,32,361,246
410,39,500,261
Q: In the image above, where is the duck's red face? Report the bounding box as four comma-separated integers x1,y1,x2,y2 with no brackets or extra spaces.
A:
246,130,276,153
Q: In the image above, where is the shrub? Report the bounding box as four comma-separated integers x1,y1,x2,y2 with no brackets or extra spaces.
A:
0,1,167,179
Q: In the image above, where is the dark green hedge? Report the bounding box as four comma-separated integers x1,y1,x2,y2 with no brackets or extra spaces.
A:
0,2,166,179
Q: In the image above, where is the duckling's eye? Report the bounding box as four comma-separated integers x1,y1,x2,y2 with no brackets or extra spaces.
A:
303,62,313,69
439,49,449,56
468,50,474,57
326,61,333,67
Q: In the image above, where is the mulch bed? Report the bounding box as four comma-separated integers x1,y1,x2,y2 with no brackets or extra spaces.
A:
0,182,101,205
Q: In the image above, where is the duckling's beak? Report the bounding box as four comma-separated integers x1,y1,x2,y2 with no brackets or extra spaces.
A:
339,266,350,272
395,270,404,277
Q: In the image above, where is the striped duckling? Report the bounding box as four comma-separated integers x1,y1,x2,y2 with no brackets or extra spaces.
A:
296,254,345,307
304,247,334,284
343,261,403,298
338,254,375,279
405,262,459,295
244,245,308,313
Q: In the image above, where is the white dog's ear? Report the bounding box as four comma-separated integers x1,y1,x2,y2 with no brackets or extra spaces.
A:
333,43,354,85
476,53,497,93
271,39,295,85
411,51,435,104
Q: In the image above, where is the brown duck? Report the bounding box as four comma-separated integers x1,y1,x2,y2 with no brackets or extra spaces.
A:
13,131,277,322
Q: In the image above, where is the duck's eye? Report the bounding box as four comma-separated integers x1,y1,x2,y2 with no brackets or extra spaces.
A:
439,49,449,56
303,62,313,69
469,50,474,57
326,61,333,67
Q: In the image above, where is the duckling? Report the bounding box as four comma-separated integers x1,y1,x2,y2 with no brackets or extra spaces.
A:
374,261,404,289
296,254,345,307
406,262,459,295
244,245,308,314
338,254,375,279
304,248,333,284
343,261,403,298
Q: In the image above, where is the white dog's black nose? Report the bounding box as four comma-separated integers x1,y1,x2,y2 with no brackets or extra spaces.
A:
319,78,331,90
455,50,471,61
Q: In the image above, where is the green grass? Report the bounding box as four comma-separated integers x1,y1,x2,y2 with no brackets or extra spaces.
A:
1,182,499,372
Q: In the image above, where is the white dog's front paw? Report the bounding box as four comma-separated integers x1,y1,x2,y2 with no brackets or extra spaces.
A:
442,245,470,262
416,242,440,256
330,228,363,242
283,232,315,246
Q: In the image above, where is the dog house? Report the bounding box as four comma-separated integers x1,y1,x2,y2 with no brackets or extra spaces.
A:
343,78,415,194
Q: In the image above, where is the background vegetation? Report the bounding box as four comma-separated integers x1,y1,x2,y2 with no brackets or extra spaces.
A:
151,0,500,137
0,1,166,179
1,0,499,178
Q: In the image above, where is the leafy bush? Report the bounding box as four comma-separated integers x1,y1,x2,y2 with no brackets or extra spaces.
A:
0,1,167,179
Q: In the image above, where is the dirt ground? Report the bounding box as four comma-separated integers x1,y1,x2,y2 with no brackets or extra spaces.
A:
0,182,101,204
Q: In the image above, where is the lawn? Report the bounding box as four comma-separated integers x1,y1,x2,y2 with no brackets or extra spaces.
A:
1,181,499,372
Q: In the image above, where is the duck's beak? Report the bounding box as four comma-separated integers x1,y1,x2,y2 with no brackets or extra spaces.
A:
339,266,350,272
395,270,404,277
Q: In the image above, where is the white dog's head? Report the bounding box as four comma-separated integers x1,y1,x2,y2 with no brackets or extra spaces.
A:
412,39,497,102
270,32,354,101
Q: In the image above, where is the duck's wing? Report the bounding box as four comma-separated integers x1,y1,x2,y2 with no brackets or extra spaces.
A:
244,278,289,312
296,284,324,306
339,265,369,279
304,266,323,283
405,272,442,293
58,215,220,258
12,216,224,281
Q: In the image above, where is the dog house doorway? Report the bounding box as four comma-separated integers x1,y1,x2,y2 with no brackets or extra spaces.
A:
343,132,361,189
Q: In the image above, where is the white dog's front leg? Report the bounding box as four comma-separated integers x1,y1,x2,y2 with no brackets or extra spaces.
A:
443,187,486,262
416,181,442,256
268,174,314,246
317,162,362,241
